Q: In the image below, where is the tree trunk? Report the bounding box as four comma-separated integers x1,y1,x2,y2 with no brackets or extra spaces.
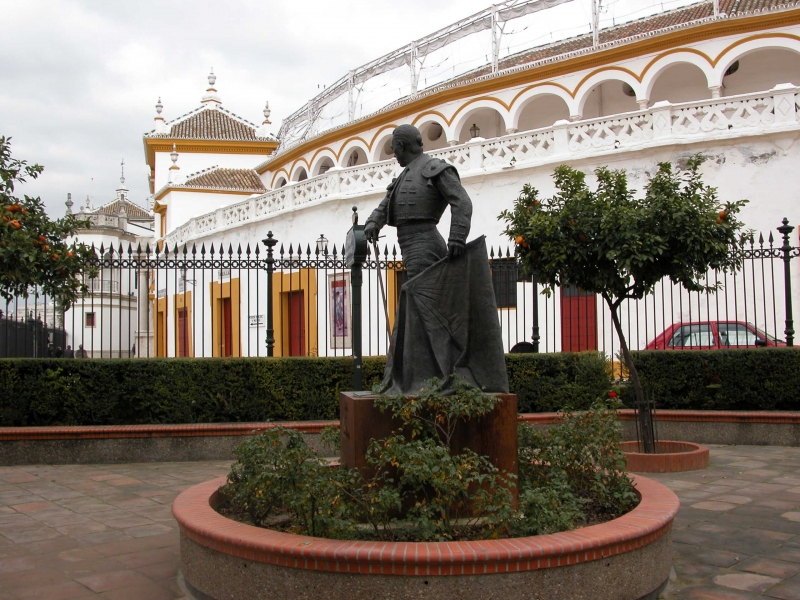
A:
604,295,655,453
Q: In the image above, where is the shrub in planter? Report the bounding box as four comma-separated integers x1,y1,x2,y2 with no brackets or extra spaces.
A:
220,384,636,542
516,402,638,534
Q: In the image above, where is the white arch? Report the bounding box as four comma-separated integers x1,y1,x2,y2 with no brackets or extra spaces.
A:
290,164,308,182
642,53,715,100
338,139,370,168
575,70,643,116
413,113,452,143
712,37,800,88
450,100,511,142
273,175,287,189
310,150,337,176
510,85,576,130
371,132,395,163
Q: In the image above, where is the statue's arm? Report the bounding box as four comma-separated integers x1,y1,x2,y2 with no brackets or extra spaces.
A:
364,186,392,242
435,168,472,246
365,193,389,230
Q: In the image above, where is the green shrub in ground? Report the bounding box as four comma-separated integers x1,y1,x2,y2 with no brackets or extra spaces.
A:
221,380,634,541
505,352,610,412
0,352,609,426
622,348,800,410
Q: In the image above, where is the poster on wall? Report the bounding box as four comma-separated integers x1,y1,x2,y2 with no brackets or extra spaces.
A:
328,273,351,350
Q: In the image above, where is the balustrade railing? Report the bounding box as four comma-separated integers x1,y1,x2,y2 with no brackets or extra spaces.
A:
164,86,799,248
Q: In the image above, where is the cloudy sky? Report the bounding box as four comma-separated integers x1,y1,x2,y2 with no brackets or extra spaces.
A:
2,0,679,217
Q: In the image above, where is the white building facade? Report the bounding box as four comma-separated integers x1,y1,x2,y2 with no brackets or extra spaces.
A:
131,0,800,359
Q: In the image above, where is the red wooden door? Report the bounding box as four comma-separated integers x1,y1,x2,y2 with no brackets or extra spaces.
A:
177,308,189,357
222,298,232,357
560,285,598,352
288,291,305,356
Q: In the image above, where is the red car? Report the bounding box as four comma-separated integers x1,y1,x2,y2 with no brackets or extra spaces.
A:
645,321,784,350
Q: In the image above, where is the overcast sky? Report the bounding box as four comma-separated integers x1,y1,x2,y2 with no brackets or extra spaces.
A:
2,0,680,218
2,0,516,217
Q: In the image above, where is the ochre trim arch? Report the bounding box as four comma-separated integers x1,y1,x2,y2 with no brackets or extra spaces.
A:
509,83,576,129
448,96,512,124
369,125,400,148
270,169,290,189
711,33,800,86
289,159,311,181
640,50,715,98
310,150,337,176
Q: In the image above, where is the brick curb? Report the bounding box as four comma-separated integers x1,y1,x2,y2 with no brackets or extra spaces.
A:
171,474,678,576
6,410,800,441
0,420,333,440
620,441,710,472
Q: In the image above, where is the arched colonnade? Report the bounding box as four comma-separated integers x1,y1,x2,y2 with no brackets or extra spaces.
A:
270,38,800,189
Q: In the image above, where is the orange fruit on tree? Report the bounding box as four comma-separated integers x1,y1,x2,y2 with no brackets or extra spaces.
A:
515,235,525,245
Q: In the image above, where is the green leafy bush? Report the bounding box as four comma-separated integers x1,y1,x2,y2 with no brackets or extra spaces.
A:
222,379,516,542
515,402,638,535
506,352,610,412
221,382,636,542
0,352,608,426
623,348,800,410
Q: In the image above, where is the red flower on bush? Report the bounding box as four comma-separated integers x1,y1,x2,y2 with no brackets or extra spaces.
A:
608,391,618,398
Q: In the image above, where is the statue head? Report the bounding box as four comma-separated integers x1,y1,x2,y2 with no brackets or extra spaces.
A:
391,124,424,167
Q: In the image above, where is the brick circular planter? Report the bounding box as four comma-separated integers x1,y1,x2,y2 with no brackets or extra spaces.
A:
620,440,710,473
173,475,678,600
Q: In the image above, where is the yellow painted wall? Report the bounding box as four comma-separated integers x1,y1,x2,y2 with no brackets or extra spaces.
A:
209,278,241,357
271,269,318,357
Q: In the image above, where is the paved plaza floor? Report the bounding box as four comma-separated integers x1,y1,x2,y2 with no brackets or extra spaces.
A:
3,447,800,598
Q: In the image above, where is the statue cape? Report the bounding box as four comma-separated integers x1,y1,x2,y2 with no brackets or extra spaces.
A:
380,236,509,395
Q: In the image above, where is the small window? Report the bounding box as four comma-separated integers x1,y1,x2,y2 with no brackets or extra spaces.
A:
717,322,760,347
491,259,518,309
667,324,714,348
85,312,96,328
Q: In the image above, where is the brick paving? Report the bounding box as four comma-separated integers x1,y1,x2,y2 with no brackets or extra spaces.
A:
3,447,800,598
0,461,229,599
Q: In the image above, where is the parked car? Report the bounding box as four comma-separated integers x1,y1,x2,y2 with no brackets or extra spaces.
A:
645,321,784,350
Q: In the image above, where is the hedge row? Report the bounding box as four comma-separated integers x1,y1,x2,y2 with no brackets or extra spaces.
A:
625,348,800,411
0,352,610,426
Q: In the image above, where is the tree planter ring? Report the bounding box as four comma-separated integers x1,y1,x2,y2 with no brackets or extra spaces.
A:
173,475,678,600
620,441,710,473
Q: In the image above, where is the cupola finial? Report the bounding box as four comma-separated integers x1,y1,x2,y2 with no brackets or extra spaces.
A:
168,144,180,183
201,69,222,105
65,193,73,215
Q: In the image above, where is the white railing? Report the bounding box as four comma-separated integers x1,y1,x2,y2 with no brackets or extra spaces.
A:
164,86,799,248
85,279,120,294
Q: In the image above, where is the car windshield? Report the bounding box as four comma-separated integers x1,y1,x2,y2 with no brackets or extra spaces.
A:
751,324,781,343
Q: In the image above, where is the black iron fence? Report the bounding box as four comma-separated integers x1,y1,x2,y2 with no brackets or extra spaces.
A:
0,219,797,360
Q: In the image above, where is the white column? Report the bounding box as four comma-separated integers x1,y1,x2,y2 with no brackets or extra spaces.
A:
650,101,674,139
468,140,484,171
552,120,571,156
771,83,797,125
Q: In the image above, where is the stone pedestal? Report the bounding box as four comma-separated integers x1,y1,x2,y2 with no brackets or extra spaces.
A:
339,392,518,500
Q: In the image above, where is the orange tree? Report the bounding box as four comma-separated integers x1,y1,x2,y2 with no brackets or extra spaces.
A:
0,137,93,307
499,156,747,450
